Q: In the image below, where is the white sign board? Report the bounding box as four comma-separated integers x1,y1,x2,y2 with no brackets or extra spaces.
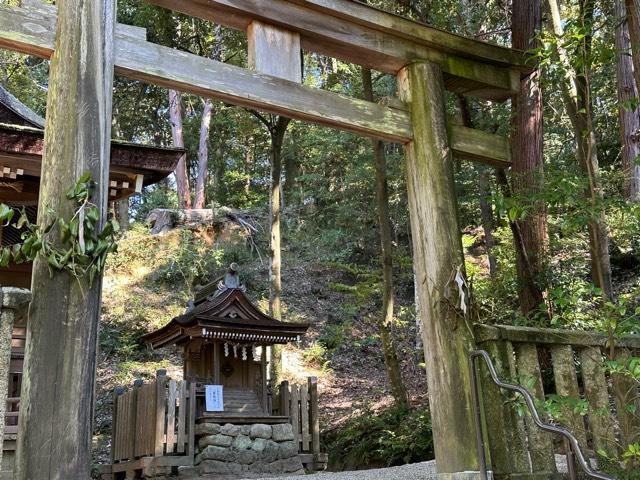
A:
205,385,224,412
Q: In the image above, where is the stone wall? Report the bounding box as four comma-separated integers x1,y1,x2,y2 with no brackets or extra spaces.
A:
180,422,304,479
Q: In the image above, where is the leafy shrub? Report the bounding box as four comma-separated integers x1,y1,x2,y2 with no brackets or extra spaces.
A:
302,342,331,371
325,405,434,470
318,323,351,352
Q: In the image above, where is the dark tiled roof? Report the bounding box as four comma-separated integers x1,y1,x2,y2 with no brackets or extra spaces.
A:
141,287,309,349
0,85,45,129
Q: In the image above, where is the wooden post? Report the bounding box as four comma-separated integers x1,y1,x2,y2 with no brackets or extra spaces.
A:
550,345,588,451
213,342,221,384
308,376,320,458
280,380,290,417
187,382,196,457
398,61,481,477
261,345,268,414
515,344,556,473
111,386,125,464
154,369,167,457
481,341,529,475
14,1,116,478
248,20,302,83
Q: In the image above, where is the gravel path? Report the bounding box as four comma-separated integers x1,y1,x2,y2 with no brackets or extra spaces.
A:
243,455,572,480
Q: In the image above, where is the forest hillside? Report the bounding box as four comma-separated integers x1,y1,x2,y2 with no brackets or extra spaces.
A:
92,218,430,472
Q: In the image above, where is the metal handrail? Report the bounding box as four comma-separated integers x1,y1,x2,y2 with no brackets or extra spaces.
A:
469,350,615,480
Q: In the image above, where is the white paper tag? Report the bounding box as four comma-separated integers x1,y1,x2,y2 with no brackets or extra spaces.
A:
205,385,224,412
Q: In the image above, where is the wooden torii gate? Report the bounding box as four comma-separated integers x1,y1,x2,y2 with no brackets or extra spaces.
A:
0,0,528,478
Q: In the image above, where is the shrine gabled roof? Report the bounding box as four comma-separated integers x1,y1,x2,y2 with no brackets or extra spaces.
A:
141,288,309,349
0,85,45,129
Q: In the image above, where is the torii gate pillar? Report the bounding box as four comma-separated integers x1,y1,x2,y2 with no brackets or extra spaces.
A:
399,61,482,478
14,0,116,478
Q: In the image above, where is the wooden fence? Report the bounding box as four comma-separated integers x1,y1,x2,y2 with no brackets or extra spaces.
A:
271,376,327,470
104,370,195,477
475,324,640,478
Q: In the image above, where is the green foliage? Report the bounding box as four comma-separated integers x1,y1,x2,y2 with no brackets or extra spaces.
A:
301,342,331,371
318,323,351,352
326,405,433,469
154,229,224,291
0,173,118,287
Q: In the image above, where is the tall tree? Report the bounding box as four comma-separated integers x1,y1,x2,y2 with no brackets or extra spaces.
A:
251,112,291,381
617,0,640,201
194,98,214,209
362,68,409,410
625,0,640,92
193,26,224,209
547,0,614,299
169,89,192,209
512,0,549,316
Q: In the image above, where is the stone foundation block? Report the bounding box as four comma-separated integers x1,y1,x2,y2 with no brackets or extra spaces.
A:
193,422,304,477
250,423,272,439
195,423,221,436
271,423,295,442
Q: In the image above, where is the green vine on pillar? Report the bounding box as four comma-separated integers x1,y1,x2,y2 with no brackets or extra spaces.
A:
0,172,119,286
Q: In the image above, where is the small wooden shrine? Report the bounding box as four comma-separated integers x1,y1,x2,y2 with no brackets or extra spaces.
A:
142,264,309,420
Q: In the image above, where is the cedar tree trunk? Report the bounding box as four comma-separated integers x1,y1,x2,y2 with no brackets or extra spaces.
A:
169,89,191,209
362,68,409,409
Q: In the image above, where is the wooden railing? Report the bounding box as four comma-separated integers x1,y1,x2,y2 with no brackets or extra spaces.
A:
475,324,640,478
110,370,195,464
271,376,327,470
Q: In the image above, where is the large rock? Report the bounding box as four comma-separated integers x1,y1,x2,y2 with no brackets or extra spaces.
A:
267,457,305,474
195,423,221,436
199,433,233,449
237,449,258,465
261,440,280,464
233,434,252,450
199,459,241,475
251,438,268,452
278,440,298,460
220,423,241,437
271,423,295,442
196,445,233,464
250,423,272,440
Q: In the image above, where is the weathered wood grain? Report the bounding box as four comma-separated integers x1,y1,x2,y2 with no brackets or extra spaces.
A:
145,0,524,100
154,370,167,457
475,323,640,349
578,347,616,456
550,345,589,451
449,124,511,168
13,0,116,477
0,3,410,143
166,379,177,452
300,383,310,452
0,3,514,166
290,384,301,449
177,381,187,453
308,376,320,457
398,61,480,474
481,340,530,475
514,343,557,473
187,382,196,457
248,21,301,83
